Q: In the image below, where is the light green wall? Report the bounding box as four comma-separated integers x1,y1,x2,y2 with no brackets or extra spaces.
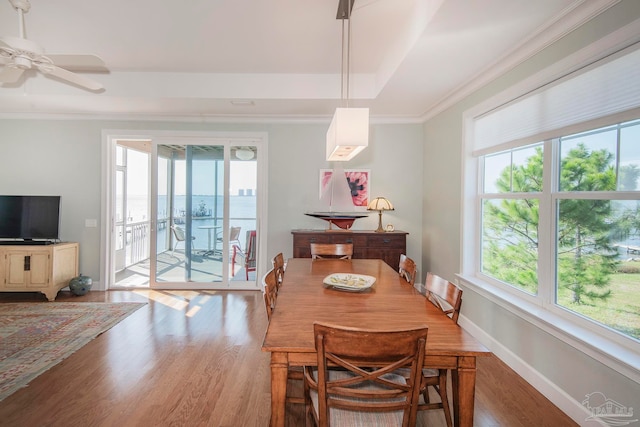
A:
422,0,640,418
3,0,638,418
268,123,424,266
0,120,423,285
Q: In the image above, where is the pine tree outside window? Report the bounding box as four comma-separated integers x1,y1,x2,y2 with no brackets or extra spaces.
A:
479,120,640,341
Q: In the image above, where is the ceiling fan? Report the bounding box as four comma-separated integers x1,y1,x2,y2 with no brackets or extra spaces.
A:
0,0,106,91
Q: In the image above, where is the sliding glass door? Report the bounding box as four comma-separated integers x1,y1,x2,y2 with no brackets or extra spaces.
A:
152,141,259,288
108,133,263,291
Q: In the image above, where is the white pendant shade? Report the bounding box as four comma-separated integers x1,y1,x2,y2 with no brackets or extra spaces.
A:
326,107,369,161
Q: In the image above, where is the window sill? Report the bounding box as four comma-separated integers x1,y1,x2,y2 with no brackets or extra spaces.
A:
456,273,640,384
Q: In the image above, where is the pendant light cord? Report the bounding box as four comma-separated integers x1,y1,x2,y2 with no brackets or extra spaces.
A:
347,4,351,108
340,3,352,108
341,19,345,104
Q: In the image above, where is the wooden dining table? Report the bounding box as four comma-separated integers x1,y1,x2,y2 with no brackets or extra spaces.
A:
261,258,491,427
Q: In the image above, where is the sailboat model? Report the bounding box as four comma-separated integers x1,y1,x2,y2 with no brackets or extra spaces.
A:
306,164,368,230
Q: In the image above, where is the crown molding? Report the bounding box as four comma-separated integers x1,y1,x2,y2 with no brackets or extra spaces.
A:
0,111,425,124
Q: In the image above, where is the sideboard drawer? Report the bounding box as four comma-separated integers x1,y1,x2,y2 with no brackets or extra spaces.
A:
367,235,405,248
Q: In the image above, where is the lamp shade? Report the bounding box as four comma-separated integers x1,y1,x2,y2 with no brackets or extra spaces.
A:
367,197,394,211
326,107,369,161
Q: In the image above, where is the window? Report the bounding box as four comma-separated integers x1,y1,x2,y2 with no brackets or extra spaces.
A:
463,43,640,360
481,144,543,295
555,121,640,340
479,121,640,342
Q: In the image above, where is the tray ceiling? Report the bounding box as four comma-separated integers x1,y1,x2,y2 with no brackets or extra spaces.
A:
0,0,615,121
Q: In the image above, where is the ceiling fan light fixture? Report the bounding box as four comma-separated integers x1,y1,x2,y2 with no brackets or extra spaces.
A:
12,55,31,69
235,147,255,161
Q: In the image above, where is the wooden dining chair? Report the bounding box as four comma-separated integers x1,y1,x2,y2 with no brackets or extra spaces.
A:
310,243,353,260
304,322,428,427
262,268,278,321
425,272,463,324
271,252,285,290
415,272,464,427
398,254,417,285
262,267,304,404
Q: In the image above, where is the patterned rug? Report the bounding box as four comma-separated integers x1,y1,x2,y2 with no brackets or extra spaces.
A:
0,302,146,401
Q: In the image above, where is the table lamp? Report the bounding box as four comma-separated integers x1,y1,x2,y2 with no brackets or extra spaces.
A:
367,197,394,233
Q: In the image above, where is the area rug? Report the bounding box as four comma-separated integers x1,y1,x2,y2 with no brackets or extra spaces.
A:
0,302,146,401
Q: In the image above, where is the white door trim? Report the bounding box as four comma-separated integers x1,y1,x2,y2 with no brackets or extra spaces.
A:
101,129,268,291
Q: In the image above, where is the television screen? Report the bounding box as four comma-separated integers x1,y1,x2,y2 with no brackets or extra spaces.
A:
0,195,61,240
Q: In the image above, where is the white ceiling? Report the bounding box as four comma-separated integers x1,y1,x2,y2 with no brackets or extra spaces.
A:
0,0,616,121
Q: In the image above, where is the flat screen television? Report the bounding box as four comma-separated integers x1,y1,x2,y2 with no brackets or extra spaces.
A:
0,195,61,241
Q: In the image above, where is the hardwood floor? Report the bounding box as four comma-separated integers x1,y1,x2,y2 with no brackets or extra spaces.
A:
0,290,577,426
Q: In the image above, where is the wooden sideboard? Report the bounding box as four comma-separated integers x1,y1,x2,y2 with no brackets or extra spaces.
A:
0,242,79,301
291,230,407,268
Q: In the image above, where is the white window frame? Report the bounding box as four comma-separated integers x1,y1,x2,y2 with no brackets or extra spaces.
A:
478,142,546,300
460,26,640,383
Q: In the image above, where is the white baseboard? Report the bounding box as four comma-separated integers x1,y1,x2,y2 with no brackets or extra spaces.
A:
458,314,603,427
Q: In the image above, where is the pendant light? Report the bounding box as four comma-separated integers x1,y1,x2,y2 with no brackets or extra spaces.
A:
326,0,369,162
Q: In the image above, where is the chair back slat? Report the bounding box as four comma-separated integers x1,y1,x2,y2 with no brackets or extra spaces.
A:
171,225,185,242
425,272,463,324
271,252,285,289
245,231,257,266
398,254,417,285
229,226,241,244
310,243,353,259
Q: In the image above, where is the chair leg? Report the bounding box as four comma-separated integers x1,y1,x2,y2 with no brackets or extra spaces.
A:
423,387,431,404
231,246,237,276
303,369,313,427
419,370,453,427
438,369,453,427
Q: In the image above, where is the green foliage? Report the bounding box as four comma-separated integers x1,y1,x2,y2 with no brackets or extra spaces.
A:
617,263,640,274
557,253,614,303
559,143,616,192
482,148,543,292
619,164,640,190
482,199,539,293
556,269,640,340
483,143,624,304
557,143,619,303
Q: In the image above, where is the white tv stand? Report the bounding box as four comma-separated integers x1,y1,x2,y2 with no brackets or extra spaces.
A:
0,242,79,301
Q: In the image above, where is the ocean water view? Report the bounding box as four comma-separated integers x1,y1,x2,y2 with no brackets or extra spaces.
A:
121,195,257,252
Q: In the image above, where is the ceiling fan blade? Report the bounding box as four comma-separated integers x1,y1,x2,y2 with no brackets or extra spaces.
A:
0,37,13,51
39,64,103,91
46,54,108,72
0,65,25,83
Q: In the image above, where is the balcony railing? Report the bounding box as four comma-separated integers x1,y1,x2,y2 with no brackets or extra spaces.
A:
123,220,151,266
119,216,256,269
